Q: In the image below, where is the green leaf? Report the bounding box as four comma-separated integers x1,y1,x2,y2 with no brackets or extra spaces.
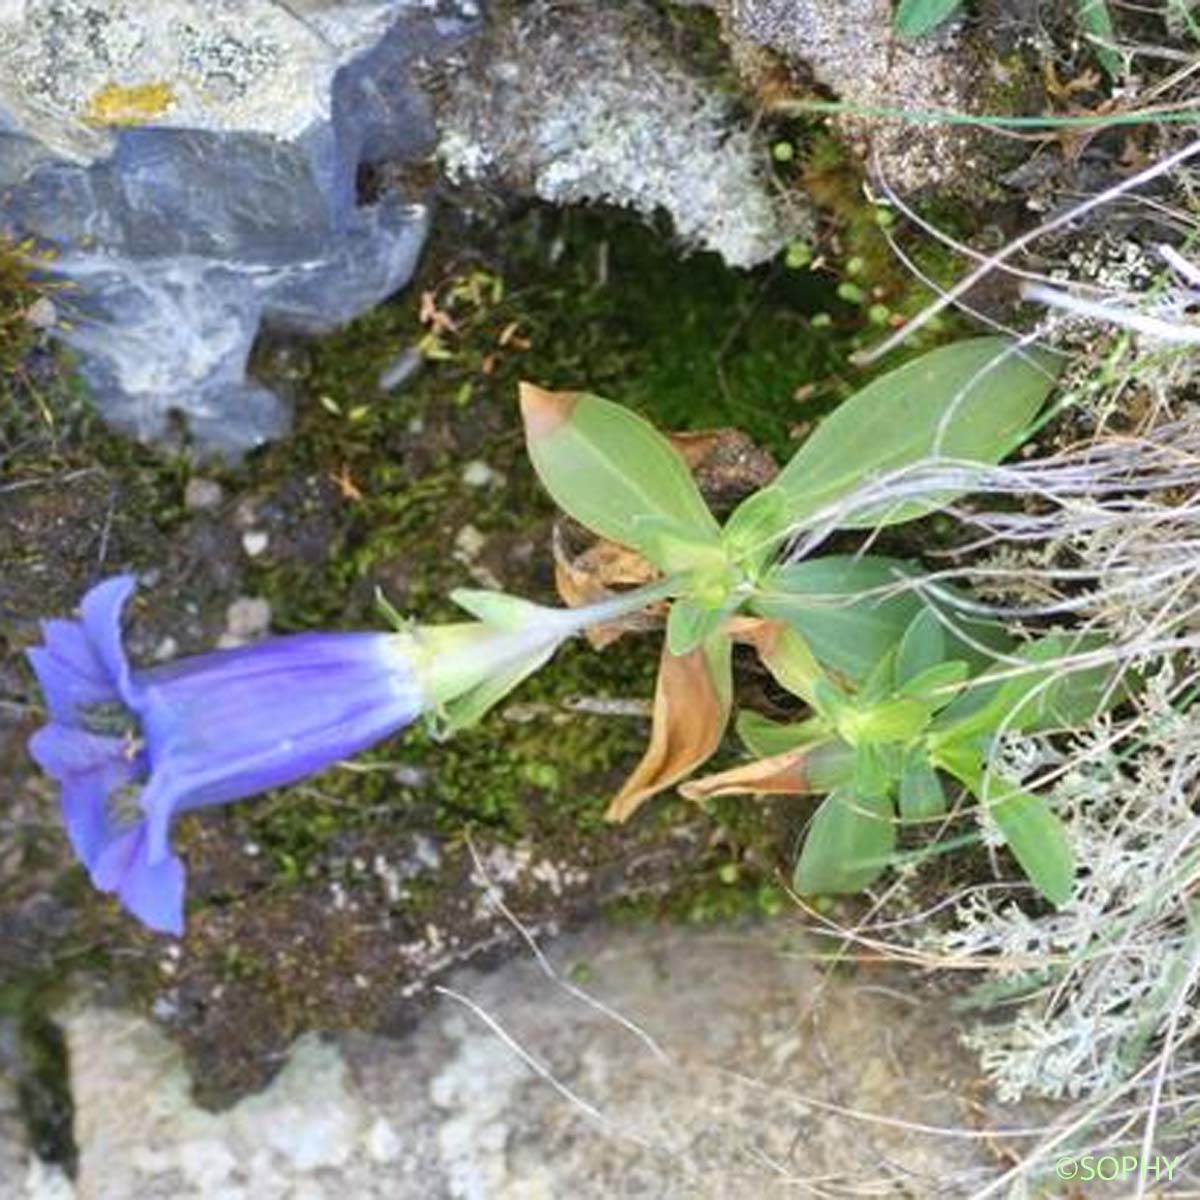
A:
852,696,931,744
931,632,1124,741
896,608,945,684
754,556,924,682
736,711,828,758
666,597,728,656
898,751,947,820
794,790,896,894
854,743,894,799
1076,0,1123,80
860,647,898,705
767,338,1059,532
895,0,965,38
977,775,1075,907
721,486,792,577
933,748,1075,906
519,383,721,570
900,660,969,705
754,556,1014,685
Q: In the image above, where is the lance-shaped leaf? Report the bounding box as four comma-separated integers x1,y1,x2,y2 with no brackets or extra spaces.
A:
985,779,1075,907
930,631,1125,743
753,555,1012,684
680,739,854,801
734,616,824,706
937,748,1074,905
895,0,964,38
898,750,947,821
794,789,896,894
605,634,733,822
725,338,1058,551
736,711,828,758
519,382,722,572
1076,0,1122,80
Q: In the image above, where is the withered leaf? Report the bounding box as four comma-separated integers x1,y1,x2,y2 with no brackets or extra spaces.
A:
605,635,732,823
679,747,817,801
551,520,664,649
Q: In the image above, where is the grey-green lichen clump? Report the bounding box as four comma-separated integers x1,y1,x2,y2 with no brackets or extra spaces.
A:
433,0,812,268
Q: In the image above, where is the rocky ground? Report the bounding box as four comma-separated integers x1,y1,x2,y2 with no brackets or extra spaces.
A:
8,919,1072,1200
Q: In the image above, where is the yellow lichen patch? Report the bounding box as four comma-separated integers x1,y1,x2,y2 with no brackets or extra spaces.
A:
84,81,175,127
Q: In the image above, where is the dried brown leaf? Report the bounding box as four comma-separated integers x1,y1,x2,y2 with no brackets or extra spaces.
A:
605,638,731,823
551,520,664,649
679,747,817,801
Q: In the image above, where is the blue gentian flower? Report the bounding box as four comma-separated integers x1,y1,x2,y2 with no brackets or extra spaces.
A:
26,575,424,935
27,573,675,935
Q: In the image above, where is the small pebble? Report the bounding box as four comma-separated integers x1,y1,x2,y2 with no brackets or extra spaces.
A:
461,460,497,488
453,524,486,561
241,529,269,558
393,765,430,788
365,1117,402,1165
224,595,272,640
184,477,224,511
153,636,179,662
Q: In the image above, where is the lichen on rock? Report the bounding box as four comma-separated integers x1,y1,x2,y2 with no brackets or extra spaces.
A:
432,0,812,269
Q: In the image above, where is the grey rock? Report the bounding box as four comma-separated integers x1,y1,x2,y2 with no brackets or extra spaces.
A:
62,921,1063,1198
0,1,476,457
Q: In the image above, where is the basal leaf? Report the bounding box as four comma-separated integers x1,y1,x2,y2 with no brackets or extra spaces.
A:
899,660,969,707
519,383,721,571
895,0,965,38
933,749,1075,906
931,632,1124,741
794,790,896,894
767,338,1058,531
754,555,1012,684
896,608,945,685
753,556,923,682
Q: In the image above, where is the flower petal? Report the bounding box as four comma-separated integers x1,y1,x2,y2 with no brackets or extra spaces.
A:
134,632,423,822
91,823,185,936
28,723,140,866
79,575,138,707
26,619,121,724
